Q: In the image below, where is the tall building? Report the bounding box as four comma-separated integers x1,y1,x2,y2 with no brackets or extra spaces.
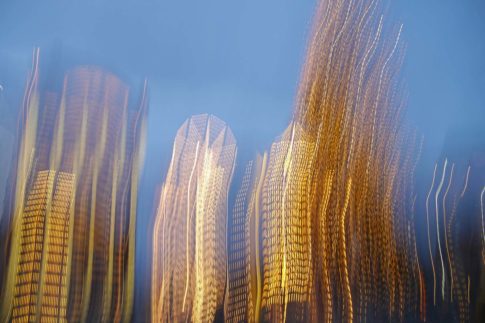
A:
0,48,146,322
11,170,74,323
225,155,265,323
225,123,316,323
259,122,316,322
224,4,419,322
291,0,419,321
152,114,237,323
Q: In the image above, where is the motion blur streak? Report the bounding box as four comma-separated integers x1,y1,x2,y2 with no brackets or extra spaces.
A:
1,1,484,322
426,164,438,306
292,0,419,321
225,0,420,320
0,49,146,322
151,114,236,322
435,160,447,301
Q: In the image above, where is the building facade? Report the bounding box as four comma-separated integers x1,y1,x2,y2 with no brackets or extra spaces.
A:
152,114,236,323
225,122,317,323
0,48,146,322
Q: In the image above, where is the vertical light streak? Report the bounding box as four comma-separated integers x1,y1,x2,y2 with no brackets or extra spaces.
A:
320,170,334,323
121,77,147,323
152,189,164,323
259,122,315,321
1,47,40,322
152,115,236,322
65,175,77,321
346,15,383,166
415,225,426,322
225,159,253,322
301,0,353,124
442,163,454,302
434,159,447,301
80,166,98,323
253,153,267,323
460,165,471,198
367,24,403,164
426,164,438,305
341,178,353,323
102,158,119,321
281,124,296,323
223,148,237,319
182,141,200,312
113,96,128,323
152,126,177,322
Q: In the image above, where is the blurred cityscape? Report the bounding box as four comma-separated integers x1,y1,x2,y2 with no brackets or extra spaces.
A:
0,0,484,322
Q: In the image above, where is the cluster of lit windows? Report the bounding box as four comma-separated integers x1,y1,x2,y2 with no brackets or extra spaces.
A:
225,161,253,322
4,64,143,322
11,171,73,323
261,124,315,318
152,115,236,323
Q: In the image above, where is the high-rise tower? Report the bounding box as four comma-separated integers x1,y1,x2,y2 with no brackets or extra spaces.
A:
292,1,419,321
0,48,146,322
10,170,75,323
259,122,316,322
152,114,236,323
225,154,266,323
225,122,317,323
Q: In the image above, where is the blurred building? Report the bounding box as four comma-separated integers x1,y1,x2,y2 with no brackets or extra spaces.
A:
11,170,74,322
259,122,316,322
0,48,146,322
225,122,317,322
152,114,237,323
225,154,265,323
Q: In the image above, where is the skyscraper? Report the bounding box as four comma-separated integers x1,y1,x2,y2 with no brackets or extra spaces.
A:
260,122,316,322
152,114,236,323
292,1,419,321
0,48,146,322
225,122,317,323
225,156,264,323
10,170,74,323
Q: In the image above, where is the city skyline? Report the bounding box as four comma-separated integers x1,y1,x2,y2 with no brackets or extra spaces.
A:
0,0,483,322
0,47,482,322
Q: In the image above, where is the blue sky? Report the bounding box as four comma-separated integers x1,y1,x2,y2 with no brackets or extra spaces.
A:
1,0,484,320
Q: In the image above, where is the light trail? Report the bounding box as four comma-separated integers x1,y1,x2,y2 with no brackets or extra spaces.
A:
443,163,454,302
434,159,447,301
426,163,438,305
